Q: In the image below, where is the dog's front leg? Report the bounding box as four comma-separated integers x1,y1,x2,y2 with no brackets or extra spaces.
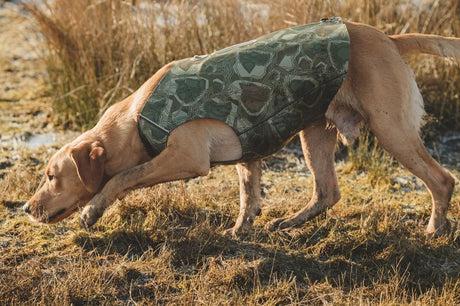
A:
266,119,341,231
79,193,111,228
223,160,262,237
80,163,159,227
80,136,211,228
78,164,152,227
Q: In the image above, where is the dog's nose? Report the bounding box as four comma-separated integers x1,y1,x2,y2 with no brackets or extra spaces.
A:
23,202,31,214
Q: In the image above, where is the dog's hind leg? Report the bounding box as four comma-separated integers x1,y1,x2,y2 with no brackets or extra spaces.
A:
342,20,455,237
223,160,262,237
266,118,340,231
366,98,455,237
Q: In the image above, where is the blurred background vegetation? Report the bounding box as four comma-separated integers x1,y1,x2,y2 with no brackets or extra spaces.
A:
23,0,460,131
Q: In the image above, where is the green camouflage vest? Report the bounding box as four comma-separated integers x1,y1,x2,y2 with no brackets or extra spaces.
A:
139,17,350,161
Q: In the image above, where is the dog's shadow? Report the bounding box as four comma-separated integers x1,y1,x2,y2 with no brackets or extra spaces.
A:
72,206,460,296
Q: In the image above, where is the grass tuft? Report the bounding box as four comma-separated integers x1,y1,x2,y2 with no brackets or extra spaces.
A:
22,0,460,130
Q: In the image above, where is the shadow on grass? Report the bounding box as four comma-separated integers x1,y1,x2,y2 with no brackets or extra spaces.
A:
73,229,161,259
71,205,460,301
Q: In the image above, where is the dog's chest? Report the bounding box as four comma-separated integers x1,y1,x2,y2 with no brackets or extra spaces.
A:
139,18,350,161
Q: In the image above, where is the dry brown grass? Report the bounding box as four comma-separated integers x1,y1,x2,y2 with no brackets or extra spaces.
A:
23,0,460,130
1,141,460,304
1,0,460,304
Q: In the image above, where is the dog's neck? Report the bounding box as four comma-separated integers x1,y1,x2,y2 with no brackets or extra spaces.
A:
73,63,173,178
84,100,151,178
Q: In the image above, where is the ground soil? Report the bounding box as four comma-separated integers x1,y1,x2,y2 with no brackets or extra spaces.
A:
0,2,79,184
0,2,50,135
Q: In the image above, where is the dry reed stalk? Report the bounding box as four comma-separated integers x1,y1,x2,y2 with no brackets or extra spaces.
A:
23,0,460,129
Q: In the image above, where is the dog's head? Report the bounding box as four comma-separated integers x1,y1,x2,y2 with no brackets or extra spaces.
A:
23,140,106,223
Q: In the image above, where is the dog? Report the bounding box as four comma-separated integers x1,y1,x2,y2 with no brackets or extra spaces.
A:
24,19,459,238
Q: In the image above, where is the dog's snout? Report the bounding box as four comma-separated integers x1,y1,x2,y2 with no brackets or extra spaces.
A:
23,202,31,214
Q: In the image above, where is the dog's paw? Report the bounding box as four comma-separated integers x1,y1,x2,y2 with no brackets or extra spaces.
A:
265,217,300,232
426,219,452,238
222,222,254,238
79,205,103,229
265,218,284,232
222,227,240,238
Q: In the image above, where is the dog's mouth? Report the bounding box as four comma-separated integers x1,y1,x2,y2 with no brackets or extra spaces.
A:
30,206,79,224
46,208,68,223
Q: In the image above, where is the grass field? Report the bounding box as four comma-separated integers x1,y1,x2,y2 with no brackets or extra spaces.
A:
1,144,460,304
1,0,460,304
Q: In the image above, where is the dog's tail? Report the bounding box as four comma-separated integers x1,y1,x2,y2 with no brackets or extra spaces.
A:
390,33,460,58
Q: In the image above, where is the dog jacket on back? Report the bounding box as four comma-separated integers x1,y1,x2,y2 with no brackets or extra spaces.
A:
139,17,350,161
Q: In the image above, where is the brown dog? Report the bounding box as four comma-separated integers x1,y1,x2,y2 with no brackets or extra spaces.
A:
24,21,459,237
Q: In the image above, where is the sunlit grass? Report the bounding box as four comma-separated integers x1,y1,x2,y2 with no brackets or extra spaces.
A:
1,141,459,303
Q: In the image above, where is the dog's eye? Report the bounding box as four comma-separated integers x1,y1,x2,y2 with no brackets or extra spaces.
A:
48,175,54,181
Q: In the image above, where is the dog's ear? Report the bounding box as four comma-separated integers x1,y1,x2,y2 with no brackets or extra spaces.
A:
70,141,106,193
